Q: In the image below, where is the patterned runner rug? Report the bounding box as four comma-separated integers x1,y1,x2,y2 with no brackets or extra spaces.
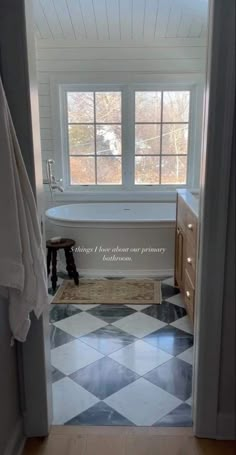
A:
52,279,161,305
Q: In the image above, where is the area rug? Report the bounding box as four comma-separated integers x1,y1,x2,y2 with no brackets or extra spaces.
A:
52,279,161,305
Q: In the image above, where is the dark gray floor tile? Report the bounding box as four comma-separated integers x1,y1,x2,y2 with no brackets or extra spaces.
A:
87,304,137,323
65,401,134,426
145,357,192,401
143,325,193,356
141,302,186,323
50,304,82,323
153,403,192,427
50,325,76,349
161,283,180,300
80,324,137,355
52,366,65,383
70,356,139,399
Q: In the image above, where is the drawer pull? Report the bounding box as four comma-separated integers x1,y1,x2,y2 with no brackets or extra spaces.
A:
186,290,191,299
187,257,192,265
187,223,193,230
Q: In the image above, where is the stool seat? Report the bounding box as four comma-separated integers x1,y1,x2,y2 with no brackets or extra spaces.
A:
46,238,79,293
46,238,75,249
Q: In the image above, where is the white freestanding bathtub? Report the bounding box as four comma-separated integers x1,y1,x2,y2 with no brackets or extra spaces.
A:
45,202,176,277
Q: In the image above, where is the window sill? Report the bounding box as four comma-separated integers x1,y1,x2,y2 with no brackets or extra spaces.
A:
46,188,199,204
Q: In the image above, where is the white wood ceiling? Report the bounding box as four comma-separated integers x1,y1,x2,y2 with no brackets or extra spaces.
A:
33,0,208,42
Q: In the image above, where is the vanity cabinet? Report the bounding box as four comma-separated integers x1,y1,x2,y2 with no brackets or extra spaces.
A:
174,190,198,323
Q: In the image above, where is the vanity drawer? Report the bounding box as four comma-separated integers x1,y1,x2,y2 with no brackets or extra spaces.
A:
177,194,187,229
186,209,198,246
184,270,195,323
185,242,196,287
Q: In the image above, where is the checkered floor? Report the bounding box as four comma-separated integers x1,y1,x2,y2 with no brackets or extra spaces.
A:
49,276,193,427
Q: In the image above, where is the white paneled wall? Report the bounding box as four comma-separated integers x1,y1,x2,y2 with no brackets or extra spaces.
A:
36,37,206,186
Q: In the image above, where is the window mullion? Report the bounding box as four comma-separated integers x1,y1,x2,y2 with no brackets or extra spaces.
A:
122,87,134,190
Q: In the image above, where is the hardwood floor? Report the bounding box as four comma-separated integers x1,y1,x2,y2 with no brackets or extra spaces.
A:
23,426,236,455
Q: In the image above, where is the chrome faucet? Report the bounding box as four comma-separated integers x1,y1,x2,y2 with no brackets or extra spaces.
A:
46,159,64,194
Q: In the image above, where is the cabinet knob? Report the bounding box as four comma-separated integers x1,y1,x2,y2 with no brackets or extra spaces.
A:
187,223,193,230
186,290,191,299
187,257,192,265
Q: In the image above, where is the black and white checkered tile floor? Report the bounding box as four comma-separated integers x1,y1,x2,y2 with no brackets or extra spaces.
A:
49,276,193,427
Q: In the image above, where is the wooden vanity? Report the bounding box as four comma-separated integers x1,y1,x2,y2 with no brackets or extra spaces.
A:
174,190,199,323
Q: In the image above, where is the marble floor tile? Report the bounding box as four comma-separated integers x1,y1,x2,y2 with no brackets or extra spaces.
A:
109,340,172,376
51,366,65,384
144,357,192,401
72,304,100,311
165,292,185,308
52,377,99,425
65,401,134,426
185,396,192,406
153,403,192,427
50,304,82,323
141,302,186,324
87,304,137,323
177,346,194,365
125,304,152,311
161,283,180,300
105,378,181,426
80,325,137,355
143,325,193,356
112,312,166,338
54,311,107,338
51,339,104,375
171,315,193,334
161,277,175,287
70,356,139,399
50,325,76,349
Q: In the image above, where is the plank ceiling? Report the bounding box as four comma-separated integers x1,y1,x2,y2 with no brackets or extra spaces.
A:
33,0,208,42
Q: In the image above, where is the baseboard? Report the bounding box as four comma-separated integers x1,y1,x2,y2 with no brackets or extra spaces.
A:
78,268,174,278
3,418,25,455
216,412,236,440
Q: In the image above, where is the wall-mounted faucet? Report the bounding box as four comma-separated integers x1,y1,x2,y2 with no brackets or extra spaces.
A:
46,159,64,195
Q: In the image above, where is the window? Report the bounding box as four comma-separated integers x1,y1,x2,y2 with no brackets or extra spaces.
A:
135,91,189,185
63,86,192,190
67,91,122,185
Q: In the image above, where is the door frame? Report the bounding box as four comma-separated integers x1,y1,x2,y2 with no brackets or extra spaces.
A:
21,0,235,439
193,0,235,439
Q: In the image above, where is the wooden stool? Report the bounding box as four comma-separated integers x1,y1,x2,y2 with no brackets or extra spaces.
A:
46,238,79,292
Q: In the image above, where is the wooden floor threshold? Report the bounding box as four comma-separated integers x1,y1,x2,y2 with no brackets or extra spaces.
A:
23,425,236,455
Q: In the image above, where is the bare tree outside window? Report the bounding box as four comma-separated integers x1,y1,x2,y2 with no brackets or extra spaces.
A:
66,89,190,186
135,91,190,185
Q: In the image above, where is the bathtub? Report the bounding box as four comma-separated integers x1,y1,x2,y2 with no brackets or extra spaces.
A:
45,202,176,277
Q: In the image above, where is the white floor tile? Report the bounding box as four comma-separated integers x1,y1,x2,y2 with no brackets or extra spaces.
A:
52,377,99,424
112,312,166,338
105,378,181,426
109,340,172,376
185,395,192,406
177,346,194,365
162,277,175,287
125,304,152,311
165,293,185,308
72,304,100,311
54,311,107,338
51,339,104,375
171,315,193,334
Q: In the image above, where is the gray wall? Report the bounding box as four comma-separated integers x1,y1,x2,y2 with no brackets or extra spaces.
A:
218,112,236,435
0,297,22,455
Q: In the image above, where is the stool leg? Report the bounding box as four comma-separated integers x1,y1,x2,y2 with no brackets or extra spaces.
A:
51,249,58,293
64,248,73,279
65,247,79,286
47,247,52,276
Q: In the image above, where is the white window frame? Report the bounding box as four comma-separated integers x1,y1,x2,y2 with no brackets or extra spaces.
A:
51,76,204,202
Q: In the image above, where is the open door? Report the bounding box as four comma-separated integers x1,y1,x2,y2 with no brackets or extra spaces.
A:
0,0,52,437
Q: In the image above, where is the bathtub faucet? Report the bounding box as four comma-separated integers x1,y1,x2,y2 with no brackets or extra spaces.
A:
46,159,64,194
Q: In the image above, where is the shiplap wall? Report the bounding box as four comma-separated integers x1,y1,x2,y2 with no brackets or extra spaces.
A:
36,38,207,184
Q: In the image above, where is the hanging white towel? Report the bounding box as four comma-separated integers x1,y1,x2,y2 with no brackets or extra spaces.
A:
0,77,49,342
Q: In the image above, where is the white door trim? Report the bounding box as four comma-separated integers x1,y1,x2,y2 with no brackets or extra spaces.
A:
193,0,235,438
